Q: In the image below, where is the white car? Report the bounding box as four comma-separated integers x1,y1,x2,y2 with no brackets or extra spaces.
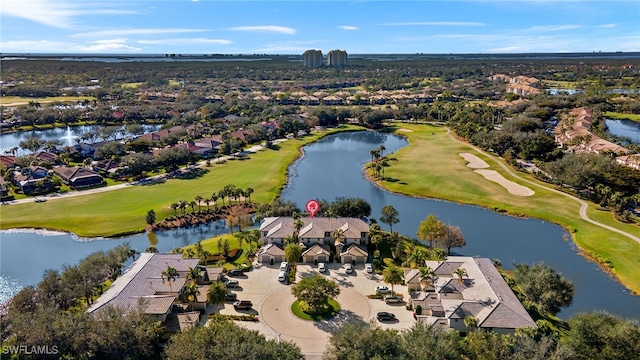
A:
344,263,353,273
280,261,289,272
318,262,326,273
375,285,390,294
225,279,239,288
365,263,373,273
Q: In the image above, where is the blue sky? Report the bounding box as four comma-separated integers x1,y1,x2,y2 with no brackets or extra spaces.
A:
1,0,639,54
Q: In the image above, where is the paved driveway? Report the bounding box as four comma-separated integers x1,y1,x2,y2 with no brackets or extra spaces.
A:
216,262,415,358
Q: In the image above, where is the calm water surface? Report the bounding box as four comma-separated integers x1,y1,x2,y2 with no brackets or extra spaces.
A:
1,131,638,319
606,119,640,143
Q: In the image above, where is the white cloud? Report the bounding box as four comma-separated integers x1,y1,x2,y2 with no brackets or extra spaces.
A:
597,23,617,28
0,39,70,52
138,38,232,45
73,28,210,38
526,25,581,32
228,26,297,35
486,46,527,53
0,0,136,29
338,25,359,31
72,39,140,52
384,21,486,27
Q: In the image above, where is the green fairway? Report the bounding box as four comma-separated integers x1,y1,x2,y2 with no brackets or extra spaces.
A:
0,126,361,237
0,96,95,106
378,123,640,294
604,111,640,122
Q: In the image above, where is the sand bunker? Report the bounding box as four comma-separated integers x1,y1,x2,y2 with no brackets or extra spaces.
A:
398,128,414,132
459,153,534,196
459,152,489,169
474,169,535,196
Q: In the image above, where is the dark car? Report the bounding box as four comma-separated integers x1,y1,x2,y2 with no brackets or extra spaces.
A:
233,300,253,310
227,269,245,277
225,293,237,302
377,312,397,322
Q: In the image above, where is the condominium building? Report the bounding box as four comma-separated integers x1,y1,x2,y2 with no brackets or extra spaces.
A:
327,49,348,67
303,49,323,67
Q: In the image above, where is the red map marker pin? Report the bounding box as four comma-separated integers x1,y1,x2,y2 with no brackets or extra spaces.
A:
305,199,320,219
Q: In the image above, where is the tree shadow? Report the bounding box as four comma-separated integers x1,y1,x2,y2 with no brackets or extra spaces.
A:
313,311,367,333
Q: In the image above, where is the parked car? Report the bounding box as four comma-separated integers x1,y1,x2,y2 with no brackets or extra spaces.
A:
375,285,390,294
344,263,353,273
280,261,289,272
227,269,245,277
318,262,326,273
384,295,402,304
365,263,373,273
225,279,239,288
376,311,397,322
233,300,253,310
225,292,237,302
278,270,288,282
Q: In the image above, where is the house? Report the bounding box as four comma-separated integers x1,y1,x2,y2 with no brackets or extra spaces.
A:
301,244,331,263
616,154,640,170
33,151,58,165
554,107,630,156
194,137,222,150
53,166,104,188
258,243,285,263
92,159,122,174
13,166,52,194
408,256,536,334
259,216,369,264
87,253,202,328
0,155,17,168
0,176,10,199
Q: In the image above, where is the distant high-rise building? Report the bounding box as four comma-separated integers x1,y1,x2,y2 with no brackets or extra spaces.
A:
303,49,323,67
327,49,348,67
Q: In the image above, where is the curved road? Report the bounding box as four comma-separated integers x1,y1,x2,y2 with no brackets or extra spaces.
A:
446,129,640,245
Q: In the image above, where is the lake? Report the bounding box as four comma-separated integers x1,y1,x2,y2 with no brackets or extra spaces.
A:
606,118,640,144
0,124,161,156
1,131,638,318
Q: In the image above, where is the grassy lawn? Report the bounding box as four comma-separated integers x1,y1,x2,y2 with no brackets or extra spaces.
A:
0,96,95,106
380,123,640,293
180,233,253,269
0,126,362,237
121,82,144,89
540,80,580,89
604,111,640,122
291,299,341,321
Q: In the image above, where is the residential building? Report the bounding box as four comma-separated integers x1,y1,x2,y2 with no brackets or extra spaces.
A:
407,256,536,334
327,49,348,67
303,49,323,67
13,166,52,194
259,216,369,264
87,253,203,332
53,166,104,188
554,107,630,156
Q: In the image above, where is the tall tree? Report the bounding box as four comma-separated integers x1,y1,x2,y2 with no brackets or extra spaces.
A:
380,205,399,233
417,214,447,248
291,273,340,314
145,209,156,226
512,262,574,315
436,224,466,255
382,263,404,294
206,281,228,309
284,242,302,264
162,265,179,291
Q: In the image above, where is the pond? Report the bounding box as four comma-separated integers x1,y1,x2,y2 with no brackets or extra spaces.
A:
1,131,638,319
0,124,161,156
605,118,640,144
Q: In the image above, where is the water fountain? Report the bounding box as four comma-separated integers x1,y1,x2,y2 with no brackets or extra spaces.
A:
60,126,78,146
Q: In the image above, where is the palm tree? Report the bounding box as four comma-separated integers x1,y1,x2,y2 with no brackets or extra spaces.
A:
211,194,219,209
189,201,197,213
187,267,200,283
419,266,436,290
378,145,386,158
179,200,187,215
284,242,302,264
185,248,195,258
293,218,304,241
245,187,254,204
464,315,478,332
218,189,226,207
382,264,404,294
332,228,345,261
161,265,179,292
207,281,228,310
182,282,200,311
170,203,179,216
195,195,204,212
454,267,468,283
204,198,211,212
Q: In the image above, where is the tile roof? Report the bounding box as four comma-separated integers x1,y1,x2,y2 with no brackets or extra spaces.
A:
87,253,200,315
301,243,330,257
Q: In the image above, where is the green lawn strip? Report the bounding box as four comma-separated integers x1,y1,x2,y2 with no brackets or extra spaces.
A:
381,123,640,294
291,299,340,321
0,96,95,106
0,125,362,237
180,233,252,269
603,111,640,122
